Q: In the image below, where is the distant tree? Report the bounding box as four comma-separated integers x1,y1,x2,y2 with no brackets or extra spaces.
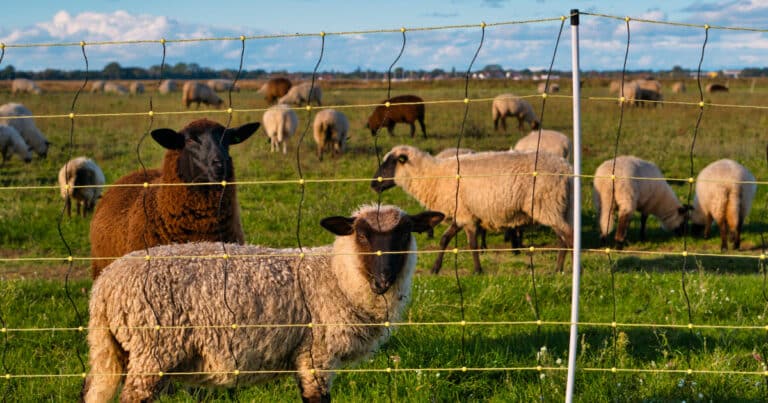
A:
103,62,122,79
0,65,15,80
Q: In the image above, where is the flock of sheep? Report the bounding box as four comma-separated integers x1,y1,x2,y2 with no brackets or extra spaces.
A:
2,75,757,401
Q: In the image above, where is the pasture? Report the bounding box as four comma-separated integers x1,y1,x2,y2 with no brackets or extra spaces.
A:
1,77,768,401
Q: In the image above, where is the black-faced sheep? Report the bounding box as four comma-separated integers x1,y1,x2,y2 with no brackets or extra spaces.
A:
691,158,756,251
0,102,50,158
0,124,32,164
278,82,322,106
312,109,349,160
82,204,444,403
372,145,573,273
593,155,688,248
58,156,105,218
257,77,292,105
11,78,42,95
88,118,259,278
182,82,224,109
262,104,299,154
366,95,426,138
491,94,540,133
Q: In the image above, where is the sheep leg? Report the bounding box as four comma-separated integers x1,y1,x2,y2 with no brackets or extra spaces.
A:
64,198,72,218
639,213,648,242
418,118,427,138
500,116,507,131
703,214,713,239
466,227,483,274
296,366,331,403
408,122,416,138
614,211,632,249
719,220,729,252
733,217,744,250
431,222,461,274
120,372,165,403
505,227,524,255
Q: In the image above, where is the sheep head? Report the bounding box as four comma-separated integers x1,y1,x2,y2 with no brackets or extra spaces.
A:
321,206,444,295
151,119,259,186
370,145,422,193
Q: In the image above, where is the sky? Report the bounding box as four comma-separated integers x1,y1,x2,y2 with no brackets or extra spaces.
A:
2,0,768,73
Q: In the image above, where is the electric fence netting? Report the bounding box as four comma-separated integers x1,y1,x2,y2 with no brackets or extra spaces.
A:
1,9,768,401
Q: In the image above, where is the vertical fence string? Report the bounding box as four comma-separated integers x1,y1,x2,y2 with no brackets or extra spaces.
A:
0,41,10,403
761,141,768,400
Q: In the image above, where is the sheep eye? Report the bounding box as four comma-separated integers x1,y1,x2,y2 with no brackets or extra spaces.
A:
397,155,408,164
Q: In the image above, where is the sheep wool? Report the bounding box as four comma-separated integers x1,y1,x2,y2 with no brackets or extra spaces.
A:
491,93,540,132
312,108,349,160
58,156,106,218
0,103,50,158
278,82,322,106
182,82,224,109
0,124,32,164
512,129,571,159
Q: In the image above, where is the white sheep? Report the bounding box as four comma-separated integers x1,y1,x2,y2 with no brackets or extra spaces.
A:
262,104,299,154
182,81,224,109
0,124,32,164
11,78,42,95
278,82,322,106
512,129,571,159
537,82,560,94
207,79,239,92
372,145,573,273
491,93,540,133
58,156,106,218
672,81,686,93
89,80,105,93
158,79,178,94
691,158,756,251
0,103,50,158
103,82,129,95
312,108,348,160
593,155,688,247
82,204,444,402
129,82,144,95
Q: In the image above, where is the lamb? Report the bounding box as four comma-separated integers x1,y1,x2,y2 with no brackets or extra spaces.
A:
537,82,560,94
103,82,129,96
257,77,292,105
158,79,178,94
0,103,50,158
0,124,32,165
207,79,239,92
372,145,573,274
262,104,299,154
11,78,42,95
88,118,259,278
182,82,224,109
58,156,105,218
278,82,322,106
691,158,756,251
366,95,427,138
512,129,571,159
82,204,444,403
592,155,688,248
706,83,729,93
312,108,349,160
491,93,540,133
129,82,145,95
89,80,105,93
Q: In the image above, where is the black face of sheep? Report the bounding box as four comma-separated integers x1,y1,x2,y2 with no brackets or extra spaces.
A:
370,152,406,192
321,210,444,294
151,119,259,185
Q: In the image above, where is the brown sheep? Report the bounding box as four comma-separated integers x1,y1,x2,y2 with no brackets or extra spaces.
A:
88,118,259,278
366,94,426,138
257,77,292,105
182,82,223,109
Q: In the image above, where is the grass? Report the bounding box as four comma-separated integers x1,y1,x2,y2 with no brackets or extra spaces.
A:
2,77,768,401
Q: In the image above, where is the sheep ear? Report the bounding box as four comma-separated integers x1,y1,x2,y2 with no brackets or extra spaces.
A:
225,122,260,144
410,211,445,233
151,128,184,150
320,216,356,236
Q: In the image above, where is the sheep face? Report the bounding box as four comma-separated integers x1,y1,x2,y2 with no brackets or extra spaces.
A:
321,210,444,294
151,119,259,185
370,146,417,193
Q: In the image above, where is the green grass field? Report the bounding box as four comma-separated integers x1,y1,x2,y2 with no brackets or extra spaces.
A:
2,77,768,401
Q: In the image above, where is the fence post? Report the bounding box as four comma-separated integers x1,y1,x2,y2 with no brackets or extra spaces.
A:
565,8,582,403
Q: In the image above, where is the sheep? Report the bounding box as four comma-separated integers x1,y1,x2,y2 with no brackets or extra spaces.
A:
312,108,349,160
82,204,444,403
635,87,663,107
433,147,475,160
512,129,571,159
11,78,42,95
207,79,239,92
58,156,105,218
372,145,573,274
706,83,729,93
103,82,129,96
0,124,32,165
634,79,662,93
182,82,224,109
257,77,292,105
262,104,299,154
0,102,50,158
88,118,259,278
608,80,622,95
129,81,145,95
366,95,427,138
618,82,639,106
691,158,756,251
672,81,686,93
537,82,560,94
89,80,105,93
491,93,540,133
158,79,178,94
278,82,322,106
593,155,688,248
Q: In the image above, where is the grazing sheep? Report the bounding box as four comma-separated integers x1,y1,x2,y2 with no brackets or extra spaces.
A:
312,109,349,160
512,129,571,159
129,82,145,95
0,103,50,158
257,77,292,105
366,95,427,138
89,80,105,93
537,82,560,94
618,82,639,106
0,124,32,164
11,78,42,95
706,83,729,93
58,156,105,218
82,204,444,403
593,155,688,248
278,82,322,106
88,118,259,278
672,81,687,93
158,79,178,94
634,79,662,93
635,87,663,107
103,82,129,96
207,79,239,92
182,82,224,109
491,94,540,133
262,104,299,154
608,80,622,95
691,159,756,251
372,145,573,273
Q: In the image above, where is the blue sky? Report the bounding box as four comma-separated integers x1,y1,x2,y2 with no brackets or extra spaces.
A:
2,1,767,72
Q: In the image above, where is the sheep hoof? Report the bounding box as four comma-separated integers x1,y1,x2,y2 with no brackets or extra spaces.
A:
614,241,625,250
430,266,442,275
